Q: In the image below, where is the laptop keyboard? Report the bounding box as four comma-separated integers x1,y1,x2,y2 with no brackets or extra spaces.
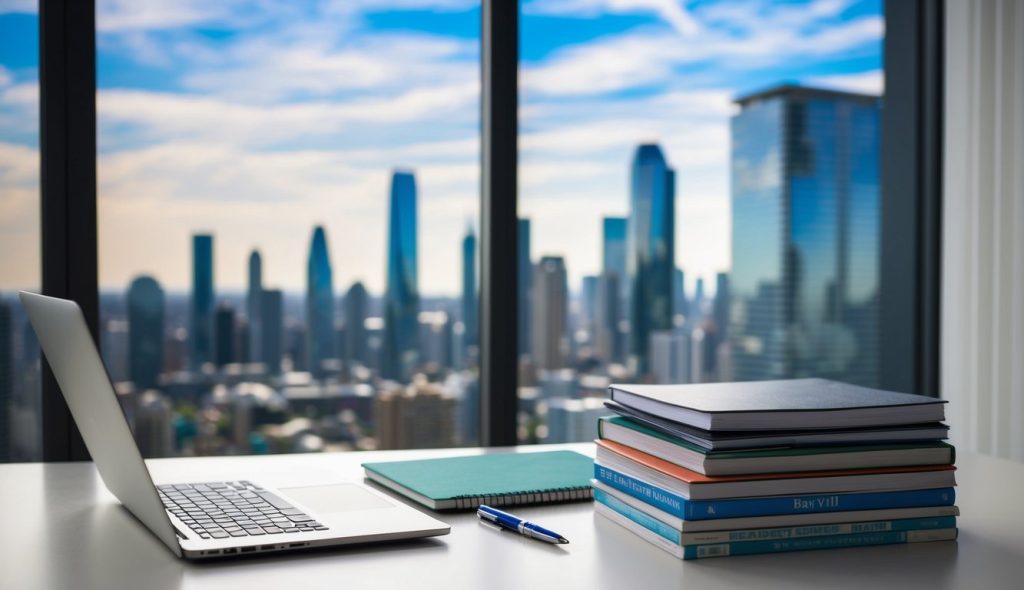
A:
157,481,328,540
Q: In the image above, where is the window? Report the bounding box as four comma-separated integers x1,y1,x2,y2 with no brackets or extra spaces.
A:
95,1,481,456
517,0,886,442
0,5,42,462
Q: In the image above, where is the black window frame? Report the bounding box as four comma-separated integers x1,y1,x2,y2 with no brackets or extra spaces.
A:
35,0,942,460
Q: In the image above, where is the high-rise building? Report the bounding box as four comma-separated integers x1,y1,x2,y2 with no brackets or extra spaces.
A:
581,275,599,336
191,234,214,368
650,329,691,385
134,390,174,458
247,250,262,364
127,276,164,390
214,303,237,367
261,289,283,375
0,301,11,461
602,216,628,304
461,226,478,350
517,218,532,358
375,381,455,449
343,282,369,368
383,170,420,380
714,272,730,339
306,226,336,376
627,144,675,375
674,267,687,319
693,277,706,320
594,271,621,362
531,256,568,370
729,85,880,386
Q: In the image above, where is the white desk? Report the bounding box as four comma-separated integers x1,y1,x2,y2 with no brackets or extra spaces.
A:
1,444,1022,590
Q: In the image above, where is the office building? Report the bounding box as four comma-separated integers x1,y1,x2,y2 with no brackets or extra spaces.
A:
674,268,687,319
214,304,237,367
134,390,174,458
306,225,336,377
517,218,531,358
127,276,165,390
602,216,628,307
730,85,880,386
461,226,478,349
247,250,262,364
343,282,369,368
650,329,691,385
714,272,730,339
383,170,420,380
693,277,706,320
627,144,675,375
375,381,455,450
581,275,599,336
261,289,283,375
594,271,621,362
418,311,453,369
600,217,629,364
531,256,568,370
191,234,214,368
0,301,10,461
544,397,606,444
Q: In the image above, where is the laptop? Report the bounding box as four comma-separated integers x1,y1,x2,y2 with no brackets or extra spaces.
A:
20,291,450,559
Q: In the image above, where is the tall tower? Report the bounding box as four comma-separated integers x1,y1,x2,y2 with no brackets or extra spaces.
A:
383,170,420,380
260,289,283,375
127,276,164,390
247,250,262,364
461,225,478,350
531,256,568,370
627,144,675,375
343,282,369,367
214,303,237,367
190,234,214,369
517,218,531,358
729,85,880,386
306,226,335,376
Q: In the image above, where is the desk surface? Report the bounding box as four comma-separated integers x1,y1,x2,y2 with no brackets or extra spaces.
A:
2,444,1022,590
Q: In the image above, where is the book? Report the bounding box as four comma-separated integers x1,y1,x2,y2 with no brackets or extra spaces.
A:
609,378,946,431
598,416,955,476
362,450,593,510
595,502,957,560
594,462,956,520
596,439,956,500
606,401,951,451
594,484,957,545
591,478,960,533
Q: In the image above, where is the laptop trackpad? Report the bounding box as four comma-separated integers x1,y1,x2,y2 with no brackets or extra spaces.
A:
279,484,395,513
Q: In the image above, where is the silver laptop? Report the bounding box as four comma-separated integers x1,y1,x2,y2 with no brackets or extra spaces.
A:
20,291,449,559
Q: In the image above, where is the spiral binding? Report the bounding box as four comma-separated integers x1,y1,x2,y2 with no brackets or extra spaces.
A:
452,486,593,510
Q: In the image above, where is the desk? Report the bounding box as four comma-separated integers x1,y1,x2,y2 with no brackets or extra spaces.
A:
1,444,1022,590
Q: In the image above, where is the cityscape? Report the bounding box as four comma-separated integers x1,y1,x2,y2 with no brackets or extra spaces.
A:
1,83,882,460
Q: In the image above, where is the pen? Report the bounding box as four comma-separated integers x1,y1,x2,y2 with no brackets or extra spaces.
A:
476,505,569,544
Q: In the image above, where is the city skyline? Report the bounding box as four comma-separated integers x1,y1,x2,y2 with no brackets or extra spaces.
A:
0,1,884,296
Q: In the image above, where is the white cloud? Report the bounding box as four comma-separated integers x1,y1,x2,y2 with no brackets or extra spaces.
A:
96,0,290,33
0,65,11,88
807,69,884,95
0,142,40,290
0,0,35,15
526,0,699,36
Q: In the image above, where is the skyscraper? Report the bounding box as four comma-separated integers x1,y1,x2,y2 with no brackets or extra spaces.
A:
461,225,478,350
247,250,262,364
517,218,532,358
627,144,675,375
714,272,730,339
693,277,706,320
602,217,627,303
729,85,880,386
343,282,369,368
191,234,214,369
261,289,283,375
306,225,336,376
127,276,164,390
531,256,568,370
214,303,236,367
383,170,420,380
674,267,687,319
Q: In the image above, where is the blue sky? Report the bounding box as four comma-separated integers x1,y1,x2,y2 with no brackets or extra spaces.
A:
0,0,883,296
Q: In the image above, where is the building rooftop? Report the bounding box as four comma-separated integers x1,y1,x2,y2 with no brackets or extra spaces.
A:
735,83,881,107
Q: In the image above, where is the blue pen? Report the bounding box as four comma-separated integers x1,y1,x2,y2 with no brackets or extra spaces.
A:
476,505,570,544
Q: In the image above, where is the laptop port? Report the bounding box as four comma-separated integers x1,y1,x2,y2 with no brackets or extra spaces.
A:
261,545,275,550
241,547,256,553
205,550,220,555
289,543,306,548
223,548,237,555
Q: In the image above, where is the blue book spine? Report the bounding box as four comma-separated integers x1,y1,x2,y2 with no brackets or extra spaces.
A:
595,486,956,546
593,463,955,520
681,529,958,560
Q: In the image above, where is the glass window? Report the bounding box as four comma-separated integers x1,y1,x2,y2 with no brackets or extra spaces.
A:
0,4,42,462
518,0,885,443
96,1,481,456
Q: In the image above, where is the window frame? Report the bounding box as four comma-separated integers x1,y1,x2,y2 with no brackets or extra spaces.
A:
35,0,942,460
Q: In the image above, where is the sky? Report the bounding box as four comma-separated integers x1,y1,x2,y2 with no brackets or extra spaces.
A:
0,0,883,298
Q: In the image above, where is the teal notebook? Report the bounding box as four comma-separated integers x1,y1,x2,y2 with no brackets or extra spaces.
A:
362,451,594,510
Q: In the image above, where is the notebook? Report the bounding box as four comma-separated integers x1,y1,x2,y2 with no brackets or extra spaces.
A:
609,378,946,431
362,450,593,510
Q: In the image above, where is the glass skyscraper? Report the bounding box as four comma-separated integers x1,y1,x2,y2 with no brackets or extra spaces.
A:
383,170,419,380
461,226,478,349
190,234,214,369
627,144,676,375
306,225,336,376
517,218,532,359
344,282,369,368
247,250,262,364
531,256,568,370
127,276,164,390
729,85,880,386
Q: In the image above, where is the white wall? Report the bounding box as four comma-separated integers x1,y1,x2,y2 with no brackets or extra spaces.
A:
943,0,1024,462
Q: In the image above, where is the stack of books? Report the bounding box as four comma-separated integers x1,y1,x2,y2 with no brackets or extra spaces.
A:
592,378,958,560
